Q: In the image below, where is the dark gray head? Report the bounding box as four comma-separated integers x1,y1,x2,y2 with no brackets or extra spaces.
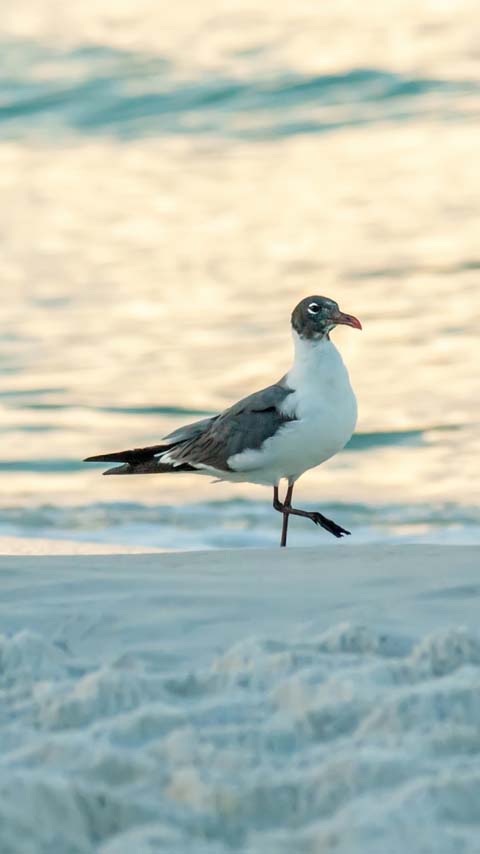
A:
291,296,362,340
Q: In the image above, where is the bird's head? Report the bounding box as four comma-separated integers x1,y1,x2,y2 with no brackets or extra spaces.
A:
291,296,362,340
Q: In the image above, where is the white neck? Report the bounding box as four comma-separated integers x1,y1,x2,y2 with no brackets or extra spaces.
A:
285,327,354,400
288,329,334,379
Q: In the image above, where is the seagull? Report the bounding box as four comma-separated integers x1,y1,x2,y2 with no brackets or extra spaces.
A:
85,296,361,547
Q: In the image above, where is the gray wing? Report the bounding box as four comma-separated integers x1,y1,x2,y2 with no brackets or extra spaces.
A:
162,415,217,445
166,379,295,472
85,380,295,475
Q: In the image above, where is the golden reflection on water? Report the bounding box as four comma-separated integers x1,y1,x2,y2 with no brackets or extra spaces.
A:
4,0,480,80
1,121,479,513
1,0,479,526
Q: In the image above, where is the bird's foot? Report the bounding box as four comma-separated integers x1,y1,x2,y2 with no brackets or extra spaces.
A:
309,512,351,538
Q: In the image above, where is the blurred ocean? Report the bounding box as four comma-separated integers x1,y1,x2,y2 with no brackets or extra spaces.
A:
1,1,479,549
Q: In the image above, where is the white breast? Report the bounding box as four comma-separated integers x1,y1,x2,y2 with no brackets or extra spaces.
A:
228,332,357,485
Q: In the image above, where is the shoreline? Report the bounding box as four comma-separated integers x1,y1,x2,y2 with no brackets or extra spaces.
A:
0,535,164,555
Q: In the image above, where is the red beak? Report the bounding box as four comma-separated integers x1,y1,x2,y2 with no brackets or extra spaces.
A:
332,310,362,330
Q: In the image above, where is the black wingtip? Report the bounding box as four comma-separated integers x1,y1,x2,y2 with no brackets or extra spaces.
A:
83,443,172,466
83,451,137,464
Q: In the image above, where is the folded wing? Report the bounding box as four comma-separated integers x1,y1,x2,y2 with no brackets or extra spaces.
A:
84,381,294,475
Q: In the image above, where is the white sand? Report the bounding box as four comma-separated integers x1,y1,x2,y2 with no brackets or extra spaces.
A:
1,545,479,853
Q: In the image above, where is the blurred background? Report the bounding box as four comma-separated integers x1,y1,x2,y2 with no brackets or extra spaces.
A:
1,0,479,549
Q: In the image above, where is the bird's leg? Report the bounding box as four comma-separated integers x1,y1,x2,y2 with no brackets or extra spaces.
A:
273,485,350,539
287,504,350,538
273,485,283,513
280,483,293,547
273,483,293,547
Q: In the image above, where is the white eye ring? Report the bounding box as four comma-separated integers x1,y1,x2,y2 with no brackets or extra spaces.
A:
307,302,320,316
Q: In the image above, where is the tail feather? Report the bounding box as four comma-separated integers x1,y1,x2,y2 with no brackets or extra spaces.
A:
103,460,196,475
84,443,197,475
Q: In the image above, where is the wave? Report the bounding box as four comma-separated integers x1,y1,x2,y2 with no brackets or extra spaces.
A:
1,39,478,139
1,499,478,549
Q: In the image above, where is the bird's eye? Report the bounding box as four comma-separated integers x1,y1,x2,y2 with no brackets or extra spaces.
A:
307,302,320,316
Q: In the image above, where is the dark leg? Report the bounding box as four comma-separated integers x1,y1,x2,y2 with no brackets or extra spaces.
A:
280,483,293,547
273,484,350,541
285,505,350,538
273,484,292,548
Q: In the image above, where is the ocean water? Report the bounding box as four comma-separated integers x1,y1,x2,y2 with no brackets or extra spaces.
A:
1,1,479,549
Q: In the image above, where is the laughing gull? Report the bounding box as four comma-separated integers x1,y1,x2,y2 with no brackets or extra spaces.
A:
85,296,361,547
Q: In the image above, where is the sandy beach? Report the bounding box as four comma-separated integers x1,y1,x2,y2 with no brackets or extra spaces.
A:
1,2,479,851
1,545,479,853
